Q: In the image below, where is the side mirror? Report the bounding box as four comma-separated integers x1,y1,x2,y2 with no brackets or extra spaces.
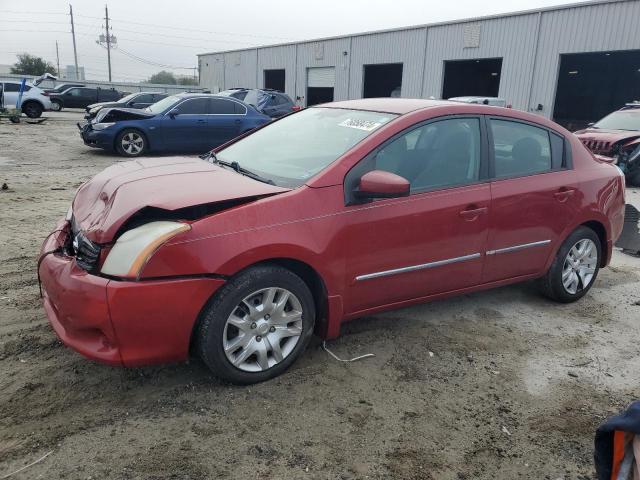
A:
355,170,410,200
168,108,180,118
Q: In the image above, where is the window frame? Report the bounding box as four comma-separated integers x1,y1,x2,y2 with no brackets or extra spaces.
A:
486,115,573,181
172,97,211,115
343,114,489,205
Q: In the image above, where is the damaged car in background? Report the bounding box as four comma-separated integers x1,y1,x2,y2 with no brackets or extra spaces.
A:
39,98,626,384
78,93,270,157
575,103,640,186
84,91,168,120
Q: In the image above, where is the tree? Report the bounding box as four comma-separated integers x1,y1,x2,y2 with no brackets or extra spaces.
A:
11,53,57,76
177,76,198,86
148,71,177,85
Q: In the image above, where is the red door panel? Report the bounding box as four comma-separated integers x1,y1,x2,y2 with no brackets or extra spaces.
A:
344,183,490,314
484,169,580,282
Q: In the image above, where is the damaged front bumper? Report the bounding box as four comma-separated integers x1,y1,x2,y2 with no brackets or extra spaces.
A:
38,218,226,367
78,122,114,150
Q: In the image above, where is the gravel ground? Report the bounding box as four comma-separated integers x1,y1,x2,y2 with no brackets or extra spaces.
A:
1,111,640,480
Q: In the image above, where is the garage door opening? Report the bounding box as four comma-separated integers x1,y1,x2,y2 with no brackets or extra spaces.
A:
442,58,502,99
363,63,403,98
264,69,285,92
307,67,335,106
553,50,640,131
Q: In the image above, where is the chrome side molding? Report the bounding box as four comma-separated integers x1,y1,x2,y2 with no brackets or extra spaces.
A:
485,239,551,256
355,253,481,281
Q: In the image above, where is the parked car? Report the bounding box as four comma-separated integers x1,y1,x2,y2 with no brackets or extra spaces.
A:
49,86,122,111
84,92,169,120
574,105,640,186
78,93,270,157
0,81,52,118
449,96,508,107
217,88,299,118
39,98,625,384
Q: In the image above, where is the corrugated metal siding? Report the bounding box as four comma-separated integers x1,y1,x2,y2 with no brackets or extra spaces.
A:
199,54,225,92
422,13,540,111
223,49,258,90
530,0,640,118
295,37,351,103
349,28,427,98
257,45,297,97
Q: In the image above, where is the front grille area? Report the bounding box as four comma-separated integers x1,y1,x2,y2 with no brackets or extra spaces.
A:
69,217,101,273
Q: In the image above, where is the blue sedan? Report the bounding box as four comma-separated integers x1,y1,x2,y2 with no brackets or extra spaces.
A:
79,93,271,157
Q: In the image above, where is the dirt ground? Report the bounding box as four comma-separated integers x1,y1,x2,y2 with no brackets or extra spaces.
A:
1,111,640,480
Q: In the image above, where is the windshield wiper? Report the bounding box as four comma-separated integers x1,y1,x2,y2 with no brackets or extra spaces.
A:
200,151,275,185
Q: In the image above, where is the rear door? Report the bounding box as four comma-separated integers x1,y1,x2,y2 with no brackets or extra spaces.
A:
2,82,20,108
205,98,243,148
483,116,579,282
63,88,95,108
161,97,210,152
344,116,491,313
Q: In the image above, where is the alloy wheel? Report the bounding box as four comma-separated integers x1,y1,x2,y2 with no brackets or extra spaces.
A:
223,287,303,372
561,238,598,294
121,132,144,155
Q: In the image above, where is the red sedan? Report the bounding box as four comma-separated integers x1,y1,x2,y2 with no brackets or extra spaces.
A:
39,98,626,384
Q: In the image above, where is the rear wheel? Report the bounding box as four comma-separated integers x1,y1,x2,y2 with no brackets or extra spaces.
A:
22,102,43,118
197,265,315,384
538,226,601,303
50,99,62,112
115,129,147,157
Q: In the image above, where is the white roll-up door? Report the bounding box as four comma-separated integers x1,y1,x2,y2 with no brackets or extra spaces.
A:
307,67,336,88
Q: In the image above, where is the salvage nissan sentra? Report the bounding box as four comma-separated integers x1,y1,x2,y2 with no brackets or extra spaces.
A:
39,98,626,384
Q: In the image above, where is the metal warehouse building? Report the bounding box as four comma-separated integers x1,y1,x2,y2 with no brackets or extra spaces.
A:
198,0,640,129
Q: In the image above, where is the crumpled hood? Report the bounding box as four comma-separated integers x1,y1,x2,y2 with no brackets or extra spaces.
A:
95,107,156,123
574,128,640,154
72,157,289,243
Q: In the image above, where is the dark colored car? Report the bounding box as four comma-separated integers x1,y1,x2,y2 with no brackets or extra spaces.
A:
85,92,168,120
78,93,270,157
44,83,85,95
40,98,625,384
217,88,299,118
50,86,123,112
574,104,640,186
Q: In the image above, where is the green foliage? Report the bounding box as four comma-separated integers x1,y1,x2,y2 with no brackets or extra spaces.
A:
10,53,57,76
148,71,177,85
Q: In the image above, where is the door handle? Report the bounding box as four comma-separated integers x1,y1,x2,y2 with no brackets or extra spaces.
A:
234,119,242,124
553,188,575,202
197,119,206,124
459,206,488,220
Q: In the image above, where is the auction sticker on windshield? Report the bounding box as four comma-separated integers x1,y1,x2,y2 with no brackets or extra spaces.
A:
338,118,383,131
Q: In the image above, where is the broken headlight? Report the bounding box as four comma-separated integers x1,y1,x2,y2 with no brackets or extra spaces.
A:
91,122,115,131
100,221,190,279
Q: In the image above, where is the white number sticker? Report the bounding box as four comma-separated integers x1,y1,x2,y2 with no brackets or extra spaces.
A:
338,118,382,132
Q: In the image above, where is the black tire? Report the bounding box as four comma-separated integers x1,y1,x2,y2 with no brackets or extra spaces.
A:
537,226,601,303
50,99,63,112
9,116,20,124
197,264,316,384
627,170,640,187
115,128,147,157
22,101,43,118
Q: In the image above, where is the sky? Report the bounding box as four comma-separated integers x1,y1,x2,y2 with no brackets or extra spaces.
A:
1,0,576,83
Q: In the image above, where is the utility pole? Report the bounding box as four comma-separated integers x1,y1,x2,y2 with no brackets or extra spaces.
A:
104,4,112,82
55,41,60,78
69,4,79,80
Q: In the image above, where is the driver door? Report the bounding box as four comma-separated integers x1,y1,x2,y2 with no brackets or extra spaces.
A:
161,97,210,152
343,116,491,314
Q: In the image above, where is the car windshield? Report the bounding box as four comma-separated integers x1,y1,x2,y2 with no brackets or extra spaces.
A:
593,111,640,131
217,107,398,188
145,95,180,113
117,93,138,103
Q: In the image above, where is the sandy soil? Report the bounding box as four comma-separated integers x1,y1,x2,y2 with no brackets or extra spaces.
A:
1,111,640,480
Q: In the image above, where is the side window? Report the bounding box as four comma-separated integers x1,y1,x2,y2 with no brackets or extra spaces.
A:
133,94,153,104
67,88,82,97
375,118,482,192
233,101,247,115
490,119,552,178
276,95,290,106
154,94,167,102
4,83,20,92
209,98,236,114
177,98,209,114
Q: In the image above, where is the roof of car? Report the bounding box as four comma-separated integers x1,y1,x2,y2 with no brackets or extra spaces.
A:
317,98,459,114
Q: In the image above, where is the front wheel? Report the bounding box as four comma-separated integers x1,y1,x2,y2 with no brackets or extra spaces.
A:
115,129,147,157
197,265,315,384
538,226,601,303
